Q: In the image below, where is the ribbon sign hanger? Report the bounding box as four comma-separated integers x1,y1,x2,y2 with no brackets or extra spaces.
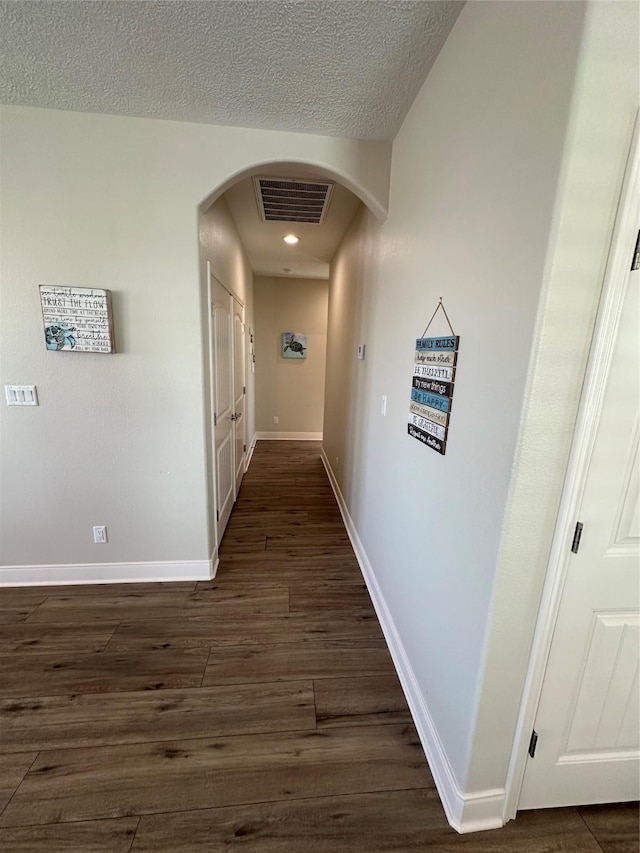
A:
421,297,456,338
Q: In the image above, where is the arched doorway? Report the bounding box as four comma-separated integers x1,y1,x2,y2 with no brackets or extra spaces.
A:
198,162,382,564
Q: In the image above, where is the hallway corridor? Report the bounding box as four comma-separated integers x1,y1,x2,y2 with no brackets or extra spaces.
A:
0,441,636,850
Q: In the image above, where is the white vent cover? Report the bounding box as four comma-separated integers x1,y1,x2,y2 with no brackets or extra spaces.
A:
253,177,334,224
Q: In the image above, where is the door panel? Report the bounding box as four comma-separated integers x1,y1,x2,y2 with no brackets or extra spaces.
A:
565,612,639,753
519,230,639,807
212,277,234,538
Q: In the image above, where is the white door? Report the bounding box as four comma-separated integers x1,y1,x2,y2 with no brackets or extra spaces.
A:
519,225,639,802
232,297,246,493
212,276,235,539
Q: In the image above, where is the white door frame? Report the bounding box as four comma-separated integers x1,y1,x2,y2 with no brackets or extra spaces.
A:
503,118,639,821
207,263,247,545
231,295,246,497
206,261,220,556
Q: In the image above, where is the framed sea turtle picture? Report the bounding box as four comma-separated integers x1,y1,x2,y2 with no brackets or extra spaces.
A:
282,332,307,359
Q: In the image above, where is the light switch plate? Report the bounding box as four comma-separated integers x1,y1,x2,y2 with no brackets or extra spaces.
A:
5,385,38,406
357,344,366,360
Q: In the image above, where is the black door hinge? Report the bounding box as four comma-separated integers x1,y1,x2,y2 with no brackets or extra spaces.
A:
243,386,246,395
213,413,217,427
571,522,584,554
528,729,538,758
631,230,640,271
243,444,246,452
216,510,219,522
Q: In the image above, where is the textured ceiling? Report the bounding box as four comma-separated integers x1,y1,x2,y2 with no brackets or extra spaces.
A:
0,0,463,140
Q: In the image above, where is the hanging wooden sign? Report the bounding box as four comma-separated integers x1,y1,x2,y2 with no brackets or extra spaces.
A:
409,401,449,428
407,299,459,455
410,387,451,413
412,362,455,381
413,349,458,367
416,335,459,351
412,374,455,398
408,412,447,440
408,423,446,454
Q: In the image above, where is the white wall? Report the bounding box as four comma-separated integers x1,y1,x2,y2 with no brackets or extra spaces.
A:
323,205,378,485
466,0,640,799
199,197,255,556
254,276,328,436
323,0,637,826
0,105,390,578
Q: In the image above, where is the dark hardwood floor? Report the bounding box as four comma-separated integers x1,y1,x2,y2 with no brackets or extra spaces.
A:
0,440,637,851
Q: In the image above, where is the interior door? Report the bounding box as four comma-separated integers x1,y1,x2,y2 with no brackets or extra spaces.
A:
232,297,246,493
519,230,639,808
212,276,234,539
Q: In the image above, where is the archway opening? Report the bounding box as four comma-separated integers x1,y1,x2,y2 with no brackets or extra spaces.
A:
199,160,379,558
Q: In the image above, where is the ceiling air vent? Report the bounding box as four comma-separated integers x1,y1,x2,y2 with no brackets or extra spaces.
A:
253,177,334,224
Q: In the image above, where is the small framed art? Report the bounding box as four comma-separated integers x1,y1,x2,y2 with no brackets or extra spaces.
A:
282,332,307,359
40,285,115,353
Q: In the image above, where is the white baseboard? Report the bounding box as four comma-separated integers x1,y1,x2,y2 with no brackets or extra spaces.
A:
256,431,323,441
210,547,219,579
0,553,217,587
320,449,505,834
245,434,258,469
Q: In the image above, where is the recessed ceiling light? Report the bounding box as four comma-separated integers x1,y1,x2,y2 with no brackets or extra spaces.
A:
283,234,299,245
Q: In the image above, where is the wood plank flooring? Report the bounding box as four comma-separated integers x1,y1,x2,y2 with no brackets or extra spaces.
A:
0,440,637,851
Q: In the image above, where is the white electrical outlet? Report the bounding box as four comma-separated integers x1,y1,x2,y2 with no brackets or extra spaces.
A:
273,416,279,424
93,525,108,544
381,395,387,416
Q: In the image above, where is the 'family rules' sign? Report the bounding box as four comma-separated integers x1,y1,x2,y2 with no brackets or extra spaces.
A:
408,335,459,455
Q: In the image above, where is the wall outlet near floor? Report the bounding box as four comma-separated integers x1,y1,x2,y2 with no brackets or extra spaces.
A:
273,416,279,424
93,525,108,544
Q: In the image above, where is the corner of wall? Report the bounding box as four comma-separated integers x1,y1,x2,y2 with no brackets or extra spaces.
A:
320,449,506,833
464,0,640,807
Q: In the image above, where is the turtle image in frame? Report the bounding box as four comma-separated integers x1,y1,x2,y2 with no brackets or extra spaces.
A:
283,334,307,357
45,323,77,351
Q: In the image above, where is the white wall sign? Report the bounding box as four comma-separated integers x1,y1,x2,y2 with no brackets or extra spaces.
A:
39,285,115,354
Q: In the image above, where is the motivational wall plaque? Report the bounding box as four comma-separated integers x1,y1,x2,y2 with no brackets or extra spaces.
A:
40,286,115,353
408,300,459,455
